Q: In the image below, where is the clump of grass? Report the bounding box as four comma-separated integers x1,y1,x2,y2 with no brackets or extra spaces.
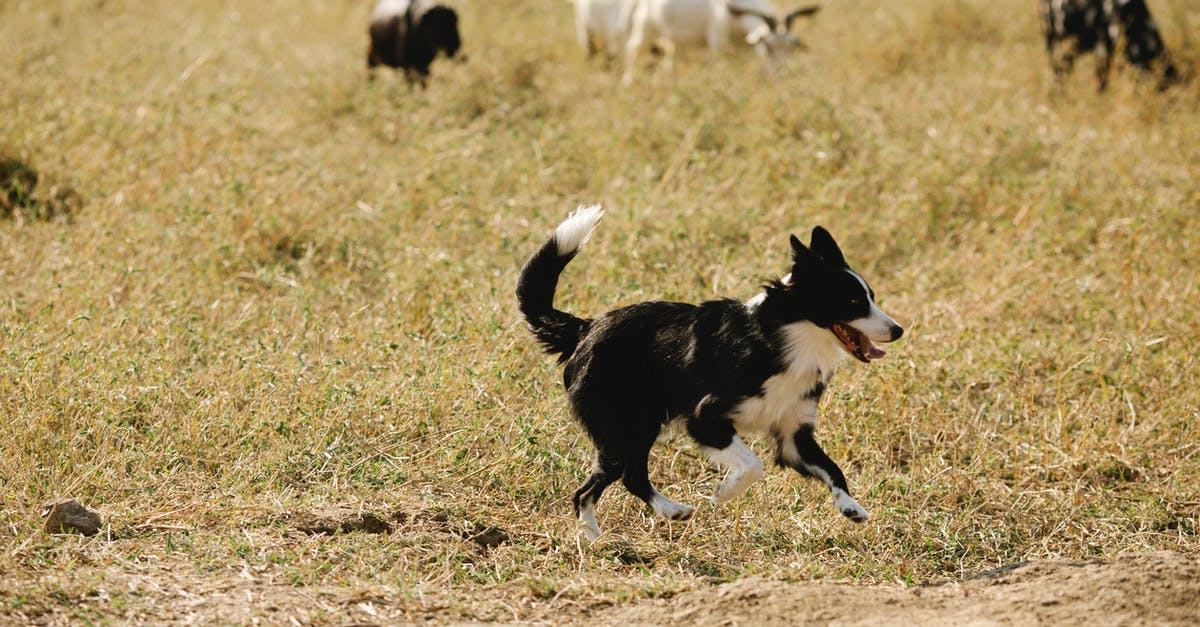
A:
0,152,80,223
0,154,37,211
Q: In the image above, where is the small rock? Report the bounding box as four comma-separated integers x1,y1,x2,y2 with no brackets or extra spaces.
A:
464,525,510,549
43,499,102,536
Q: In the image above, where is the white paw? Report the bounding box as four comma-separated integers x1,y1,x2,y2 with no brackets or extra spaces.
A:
712,484,734,507
650,493,695,521
833,489,870,523
712,466,765,506
705,437,765,507
579,502,602,540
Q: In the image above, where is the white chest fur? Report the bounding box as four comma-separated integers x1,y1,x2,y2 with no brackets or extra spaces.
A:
731,321,847,435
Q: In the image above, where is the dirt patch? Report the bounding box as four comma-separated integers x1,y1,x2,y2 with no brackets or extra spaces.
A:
582,551,1200,626
288,507,394,535
4,546,1196,624
0,153,81,222
283,507,511,549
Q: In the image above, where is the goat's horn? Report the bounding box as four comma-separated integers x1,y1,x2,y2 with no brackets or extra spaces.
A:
728,3,779,31
784,4,822,30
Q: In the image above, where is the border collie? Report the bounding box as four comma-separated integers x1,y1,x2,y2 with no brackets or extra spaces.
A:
517,206,903,539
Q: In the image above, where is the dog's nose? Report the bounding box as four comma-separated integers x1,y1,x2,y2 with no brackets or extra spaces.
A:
889,324,904,341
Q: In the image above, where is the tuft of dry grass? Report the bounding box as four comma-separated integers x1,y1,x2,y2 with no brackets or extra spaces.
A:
0,151,81,223
1,0,1198,622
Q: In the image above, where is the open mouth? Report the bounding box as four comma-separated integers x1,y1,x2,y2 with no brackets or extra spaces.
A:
831,323,886,363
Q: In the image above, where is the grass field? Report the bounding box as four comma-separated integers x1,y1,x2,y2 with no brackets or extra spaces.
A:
2,0,1199,622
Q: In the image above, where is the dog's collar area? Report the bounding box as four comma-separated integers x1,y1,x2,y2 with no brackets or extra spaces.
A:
830,323,885,363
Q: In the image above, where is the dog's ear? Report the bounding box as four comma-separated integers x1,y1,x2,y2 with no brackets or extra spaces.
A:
809,226,846,267
790,234,806,257
790,234,819,268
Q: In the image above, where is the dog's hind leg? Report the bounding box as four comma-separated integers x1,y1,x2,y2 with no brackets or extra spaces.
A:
621,429,695,522
573,455,623,540
689,395,764,506
777,423,870,523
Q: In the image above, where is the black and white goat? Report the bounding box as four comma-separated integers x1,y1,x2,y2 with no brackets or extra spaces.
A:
368,0,462,86
727,1,821,62
620,0,822,83
1041,0,1178,91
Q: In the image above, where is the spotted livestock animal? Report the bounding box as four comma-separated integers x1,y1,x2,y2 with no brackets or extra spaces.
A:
1041,0,1178,91
368,0,462,86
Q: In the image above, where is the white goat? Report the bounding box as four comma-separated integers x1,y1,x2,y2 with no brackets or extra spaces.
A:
622,0,730,85
727,1,822,61
620,0,821,83
572,0,637,59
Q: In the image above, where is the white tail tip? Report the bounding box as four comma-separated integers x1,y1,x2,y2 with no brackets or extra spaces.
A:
553,204,604,256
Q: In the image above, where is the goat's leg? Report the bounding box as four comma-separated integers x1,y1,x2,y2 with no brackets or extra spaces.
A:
622,3,650,85
1099,51,1113,91
575,13,593,57
1095,29,1114,91
1048,42,1076,98
604,26,624,58
1047,38,1073,79
705,14,724,57
657,38,676,77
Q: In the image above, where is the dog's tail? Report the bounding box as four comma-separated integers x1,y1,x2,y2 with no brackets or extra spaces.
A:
517,205,603,362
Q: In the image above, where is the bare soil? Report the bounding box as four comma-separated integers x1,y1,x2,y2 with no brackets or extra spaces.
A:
8,537,1196,624
578,551,1200,626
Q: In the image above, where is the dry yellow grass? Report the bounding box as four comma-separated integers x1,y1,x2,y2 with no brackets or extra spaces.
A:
1,0,1198,622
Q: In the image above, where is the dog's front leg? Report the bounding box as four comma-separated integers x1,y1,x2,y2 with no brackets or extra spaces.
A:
690,395,765,506
778,420,870,523
703,435,765,505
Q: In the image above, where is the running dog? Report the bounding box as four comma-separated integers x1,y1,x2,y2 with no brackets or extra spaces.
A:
517,206,903,539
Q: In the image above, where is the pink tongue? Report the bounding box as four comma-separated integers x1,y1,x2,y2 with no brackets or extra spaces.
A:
866,340,886,360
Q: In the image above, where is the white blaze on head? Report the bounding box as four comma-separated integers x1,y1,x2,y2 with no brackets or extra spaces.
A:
553,204,604,256
845,269,900,343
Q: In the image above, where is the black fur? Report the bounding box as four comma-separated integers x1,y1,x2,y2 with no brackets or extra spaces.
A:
368,1,461,86
805,380,825,399
518,220,902,534
516,239,589,362
1041,0,1178,91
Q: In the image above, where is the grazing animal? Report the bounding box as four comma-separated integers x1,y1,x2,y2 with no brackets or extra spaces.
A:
622,0,731,85
1041,0,1178,91
727,1,822,62
368,0,462,86
517,206,904,540
572,0,638,60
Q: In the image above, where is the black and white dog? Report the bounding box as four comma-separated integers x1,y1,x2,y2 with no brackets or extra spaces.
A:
517,206,903,539
1041,0,1179,91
